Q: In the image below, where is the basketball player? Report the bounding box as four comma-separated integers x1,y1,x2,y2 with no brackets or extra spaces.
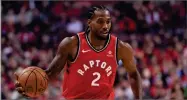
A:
15,6,142,99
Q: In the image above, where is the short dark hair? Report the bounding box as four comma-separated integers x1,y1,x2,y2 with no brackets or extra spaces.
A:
87,5,108,19
85,5,109,33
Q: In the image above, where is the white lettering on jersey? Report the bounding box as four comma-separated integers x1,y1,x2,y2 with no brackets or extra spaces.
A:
77,60,113,77
77,69,84,76
101,62,107,69
96,60,100,67
105,66,111,73
89,60,94,68
83,64,89,71
107,71,112,76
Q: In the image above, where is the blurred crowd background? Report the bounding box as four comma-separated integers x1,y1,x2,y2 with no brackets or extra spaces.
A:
1,1,187,100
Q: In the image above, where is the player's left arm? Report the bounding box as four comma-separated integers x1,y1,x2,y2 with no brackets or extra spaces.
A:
118,40,142,99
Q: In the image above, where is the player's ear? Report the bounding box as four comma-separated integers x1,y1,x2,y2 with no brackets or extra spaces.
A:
87,19,91,27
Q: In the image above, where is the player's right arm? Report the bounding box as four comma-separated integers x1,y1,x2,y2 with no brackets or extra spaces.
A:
14,36,75,96
45,37,72,81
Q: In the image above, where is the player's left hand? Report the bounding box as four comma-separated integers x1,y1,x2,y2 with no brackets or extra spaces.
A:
14,72,30,98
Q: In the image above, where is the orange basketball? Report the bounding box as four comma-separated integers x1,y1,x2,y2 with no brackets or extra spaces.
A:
18,66,48,98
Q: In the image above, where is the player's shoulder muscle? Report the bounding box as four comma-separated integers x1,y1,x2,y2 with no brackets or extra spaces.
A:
58,35,78,54
118,40,133,51
117,39,134,59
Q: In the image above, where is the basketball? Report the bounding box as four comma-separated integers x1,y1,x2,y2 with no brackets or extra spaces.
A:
18,66,48,98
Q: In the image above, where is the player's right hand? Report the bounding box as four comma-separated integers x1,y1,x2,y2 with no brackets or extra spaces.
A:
14,72,29,98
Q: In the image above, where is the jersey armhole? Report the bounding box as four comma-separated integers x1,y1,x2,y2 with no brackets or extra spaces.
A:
115,37,119,65
70,34,80,63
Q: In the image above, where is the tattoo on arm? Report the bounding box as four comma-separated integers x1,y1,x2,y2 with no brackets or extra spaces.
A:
45,37,71,80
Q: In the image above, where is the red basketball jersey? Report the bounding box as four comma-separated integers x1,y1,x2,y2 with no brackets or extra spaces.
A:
62,32,118,99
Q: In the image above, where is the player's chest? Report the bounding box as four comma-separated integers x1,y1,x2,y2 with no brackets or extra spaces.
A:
72,55,117,77
72,50,117,72
79,49,115,60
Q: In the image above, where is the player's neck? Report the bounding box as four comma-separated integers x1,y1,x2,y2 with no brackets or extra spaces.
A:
87,32,107,50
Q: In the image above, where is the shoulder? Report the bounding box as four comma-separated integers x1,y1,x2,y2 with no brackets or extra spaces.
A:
118,40,133,51
109,34,133,52
117,39,134,58
59,35,78,48
58,35,78,53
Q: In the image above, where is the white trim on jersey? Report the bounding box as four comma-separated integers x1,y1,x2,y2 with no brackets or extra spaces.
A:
115,37,119,66
70,34,81,63
85,34,111,53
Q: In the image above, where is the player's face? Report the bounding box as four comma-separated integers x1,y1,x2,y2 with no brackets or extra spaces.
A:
88,10,111,40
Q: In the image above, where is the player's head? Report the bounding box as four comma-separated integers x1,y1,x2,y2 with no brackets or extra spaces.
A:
86,5,112,40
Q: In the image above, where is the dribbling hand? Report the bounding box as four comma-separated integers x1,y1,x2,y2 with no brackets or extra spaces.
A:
14,73,29,98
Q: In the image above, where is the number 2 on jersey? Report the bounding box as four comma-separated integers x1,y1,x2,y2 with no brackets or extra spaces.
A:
91,72,101,86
